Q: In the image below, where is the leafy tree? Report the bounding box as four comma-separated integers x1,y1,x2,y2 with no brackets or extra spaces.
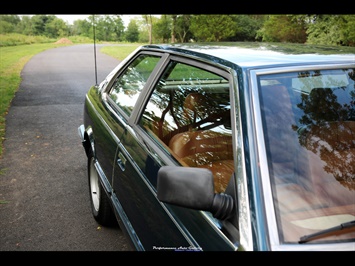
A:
190,15,237,42
175,15,193,43
84,15,124,42
0,20,14,34
0,15,21,33
141,15,161,44
125,20,139,42
142,15,153,44
1,14,354,47
0,15,21,25
111,15,125,42
257,15,307,43
228,15,266,41
94,15,112,41
341,15,355,46
16,15,34,35
45,17,69,38
306,15,339,45
171,15,177,43
153,14,172,43
31,15,56,36
72,19,92,37
306,15,355,46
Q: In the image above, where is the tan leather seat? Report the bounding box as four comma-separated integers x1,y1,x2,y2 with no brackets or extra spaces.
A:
168,92,234,193
169,130,234,193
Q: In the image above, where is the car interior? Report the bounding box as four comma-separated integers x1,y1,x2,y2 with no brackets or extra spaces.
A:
141,75,234,193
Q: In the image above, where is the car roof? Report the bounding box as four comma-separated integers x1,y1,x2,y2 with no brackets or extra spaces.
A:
142,42,355,68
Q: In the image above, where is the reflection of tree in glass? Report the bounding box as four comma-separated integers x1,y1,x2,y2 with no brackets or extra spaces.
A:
173,90,227,128
298,87,352,124
297,87,355,190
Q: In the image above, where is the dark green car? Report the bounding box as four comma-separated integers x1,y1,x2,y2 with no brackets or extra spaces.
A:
78,42,355,251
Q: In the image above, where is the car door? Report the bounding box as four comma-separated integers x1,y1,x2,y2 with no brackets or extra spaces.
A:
103,52,196,250
93,52,162,189
111,55,238,251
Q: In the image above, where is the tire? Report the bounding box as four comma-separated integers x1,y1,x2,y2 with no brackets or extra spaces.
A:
88,151,116,226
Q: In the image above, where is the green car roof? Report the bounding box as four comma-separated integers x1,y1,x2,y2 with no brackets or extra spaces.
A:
144,42,355,68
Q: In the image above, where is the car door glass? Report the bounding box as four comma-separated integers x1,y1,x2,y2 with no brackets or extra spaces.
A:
108,54,161,116
140,60,233,193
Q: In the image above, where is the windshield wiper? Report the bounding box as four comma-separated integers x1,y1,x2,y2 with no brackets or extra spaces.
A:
299,220,355,244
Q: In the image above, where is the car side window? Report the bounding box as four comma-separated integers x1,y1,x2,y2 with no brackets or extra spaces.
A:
140,60,234,193
108,54,161,116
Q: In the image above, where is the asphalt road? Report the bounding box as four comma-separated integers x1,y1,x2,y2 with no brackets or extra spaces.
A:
0,44,133,251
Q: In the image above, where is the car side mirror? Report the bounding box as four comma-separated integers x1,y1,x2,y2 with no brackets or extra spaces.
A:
157,166,235,220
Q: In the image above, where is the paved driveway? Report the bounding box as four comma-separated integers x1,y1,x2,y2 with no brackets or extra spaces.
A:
0,44,132,251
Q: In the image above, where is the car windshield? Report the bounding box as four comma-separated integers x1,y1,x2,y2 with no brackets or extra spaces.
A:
258,68,355,244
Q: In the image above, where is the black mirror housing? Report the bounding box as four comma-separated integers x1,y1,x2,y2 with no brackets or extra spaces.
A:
157,166,235,220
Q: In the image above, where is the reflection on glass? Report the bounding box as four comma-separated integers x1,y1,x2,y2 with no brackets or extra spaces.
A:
259,68,355,244
140,61,233,193
109,55,161,116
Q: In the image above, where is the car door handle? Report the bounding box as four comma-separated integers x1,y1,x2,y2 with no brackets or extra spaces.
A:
116,152,126,171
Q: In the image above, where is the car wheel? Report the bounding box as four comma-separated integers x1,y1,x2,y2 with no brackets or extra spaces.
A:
88,151,116,226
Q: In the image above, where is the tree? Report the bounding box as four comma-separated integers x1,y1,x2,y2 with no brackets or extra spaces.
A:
175,15,193,43
1,14,354,47
143,15,153,44
341,15,355,46
257,15,307,43
83,15,125,42
125,20,139,42
171,15,177,43
16,15,34,35
229,15,266,42
45,17,69,38
153,15,171,43
31,15,56,36
0,15,20,33
72,19,92,38
111,15,125,42
190,15,236,42
306,15,355,46
305,15,338,45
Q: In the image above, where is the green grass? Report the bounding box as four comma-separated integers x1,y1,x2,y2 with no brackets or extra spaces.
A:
99,44,143,60
0,34,144,158
0,33,57,47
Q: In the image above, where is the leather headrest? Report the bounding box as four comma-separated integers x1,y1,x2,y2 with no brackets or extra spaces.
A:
183,93,208,123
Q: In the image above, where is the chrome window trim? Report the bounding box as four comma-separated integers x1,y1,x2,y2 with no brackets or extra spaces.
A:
102,50,165,94
230,69,254,251
129,53,170,123
103,51,168,122
249,63,355,251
